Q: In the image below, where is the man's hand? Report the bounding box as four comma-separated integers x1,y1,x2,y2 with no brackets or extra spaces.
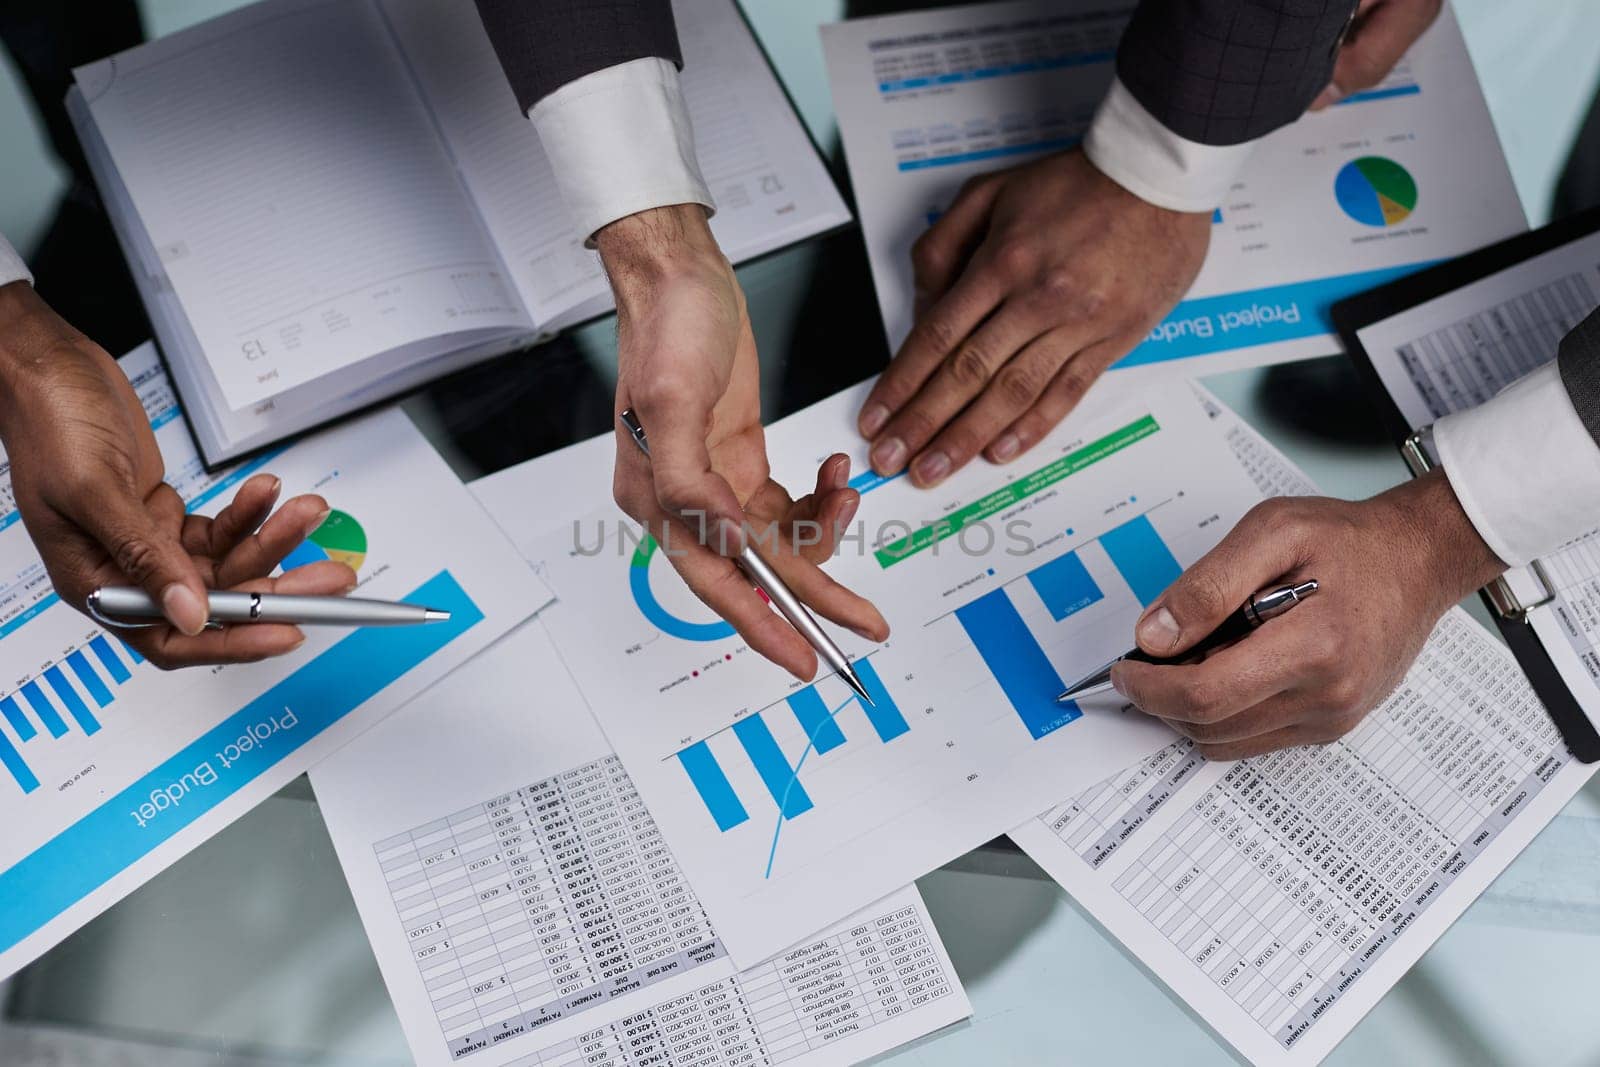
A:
1109,473,1505,760
0,282,355,668
1310,0,1442,110
598,206,889,682
857,149,1211,487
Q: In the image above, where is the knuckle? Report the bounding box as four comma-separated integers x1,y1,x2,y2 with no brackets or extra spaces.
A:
995,363,1043,408
893,407,940,448
1177,569,1232,625
991,237,1037,279
947,344,994,389
1034,266,1078,305
910,233,949,280
108,535,160,584
914,314,962,357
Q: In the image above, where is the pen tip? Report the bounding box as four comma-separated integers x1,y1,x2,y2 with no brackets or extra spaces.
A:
424,609,451,622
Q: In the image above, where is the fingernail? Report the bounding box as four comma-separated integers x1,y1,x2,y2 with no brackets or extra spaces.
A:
1109,663,1129,698
342,576,358,594
990,433,1021,462
871,437,907,473
1136,606,1181,653
715,517,746,554
830,458,850,492
859,404,889,437
1312,84,1342,110
837,495,860,530
850,625,879,641
289,632,307,651
306,508,331,536
913,451,950,484
161,583,207,636
265,475,282,500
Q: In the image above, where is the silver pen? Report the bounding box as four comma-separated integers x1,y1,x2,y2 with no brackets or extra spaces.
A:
618,409,875,707
87,587,451,627
1057,580,1319,702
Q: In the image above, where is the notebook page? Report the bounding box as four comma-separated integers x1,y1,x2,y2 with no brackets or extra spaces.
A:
379,0,851,328
74,0,531,413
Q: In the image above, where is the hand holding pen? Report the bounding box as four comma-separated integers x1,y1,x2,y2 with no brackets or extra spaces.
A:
1100,488,1505,762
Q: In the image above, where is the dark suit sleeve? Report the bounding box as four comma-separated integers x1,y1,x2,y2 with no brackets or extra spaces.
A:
472,0,682,115
1558,306,1600,448
1116,0,1360,146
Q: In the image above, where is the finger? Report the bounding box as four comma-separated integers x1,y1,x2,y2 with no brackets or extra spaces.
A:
1132,498,1314,658
76,482,209,635
657,524,819,681
201,473,282,558
214,494,330,588
908,323,1094,485
910,176,1005,311
764,548,890,642
858,267,1006,443
233,559,357,595
1111,621,1302,726
135,623,309,669
872,303,1046,482
620,397,746,553
981,333,1129,465
1322,0,1441,104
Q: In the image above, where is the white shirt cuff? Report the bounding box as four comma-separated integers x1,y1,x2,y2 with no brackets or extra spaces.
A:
0,234,31,289
529,57,714,246
1083,77,1259,213
1435,362,1600,567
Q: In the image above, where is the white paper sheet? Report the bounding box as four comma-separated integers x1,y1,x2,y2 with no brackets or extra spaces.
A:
1351,230,1600,754
0,344,545,980
310,621,969,1066
474,377,1265,967
1009,397,1597,1066
821,0,1525,377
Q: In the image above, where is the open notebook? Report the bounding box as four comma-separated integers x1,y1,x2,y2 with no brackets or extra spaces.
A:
67,0,849,467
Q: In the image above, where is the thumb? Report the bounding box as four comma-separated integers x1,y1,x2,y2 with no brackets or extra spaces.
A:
1325,0,1440,101
1135,501,1307,656
82,491,209,635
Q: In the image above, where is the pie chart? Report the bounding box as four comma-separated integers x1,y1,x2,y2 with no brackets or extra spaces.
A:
1335,156,1418,227
281,509,367,572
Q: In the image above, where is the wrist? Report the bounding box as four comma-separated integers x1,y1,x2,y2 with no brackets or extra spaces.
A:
0,282,81,430
595,204,726,308
1385,469,1507,604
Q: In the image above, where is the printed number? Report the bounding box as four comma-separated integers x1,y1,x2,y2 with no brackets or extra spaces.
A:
241,339,267,360
760,174,784,194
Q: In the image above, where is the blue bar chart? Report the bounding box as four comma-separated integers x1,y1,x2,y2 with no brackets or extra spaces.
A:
0,635,141,795
678,659,908,832
953,511,1186,741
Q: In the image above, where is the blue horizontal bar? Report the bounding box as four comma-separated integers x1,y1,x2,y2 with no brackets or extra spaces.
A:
90,636,132,684
955,589,1078,740
898,136,1080,171
0,730,37,794
20,680,67,739
733,714,812,819
45,666,98,736
0,592,61,641
787,687,846,754
678,741,750,832
856,659,909,743
67,651,114,709
1,696,35,742
1337,84,1421,106
878,50,1114,93
847,469,905,495
1100,515,1181,608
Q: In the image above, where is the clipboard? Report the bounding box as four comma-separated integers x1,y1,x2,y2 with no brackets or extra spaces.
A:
1332,206,1600,763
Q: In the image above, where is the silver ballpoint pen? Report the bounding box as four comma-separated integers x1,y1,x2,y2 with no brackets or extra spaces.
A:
1056,580,1319,702
87,587,451,627
618,409,875,707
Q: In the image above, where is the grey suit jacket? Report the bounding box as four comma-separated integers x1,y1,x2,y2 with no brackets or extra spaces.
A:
1559,308,1600,445
472,0,680,115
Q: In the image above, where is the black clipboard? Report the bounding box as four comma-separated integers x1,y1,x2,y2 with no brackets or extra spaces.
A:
1332,206,1600,763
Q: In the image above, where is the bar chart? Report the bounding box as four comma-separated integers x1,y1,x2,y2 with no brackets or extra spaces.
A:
0,634,143,795
677,658,908,834
955,511,1182,740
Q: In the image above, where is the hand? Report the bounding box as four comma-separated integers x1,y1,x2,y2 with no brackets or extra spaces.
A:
1109,473,1505,760
598,206,889,681
0,282,356,668
1310,0,1442,110
857,149,1211,487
